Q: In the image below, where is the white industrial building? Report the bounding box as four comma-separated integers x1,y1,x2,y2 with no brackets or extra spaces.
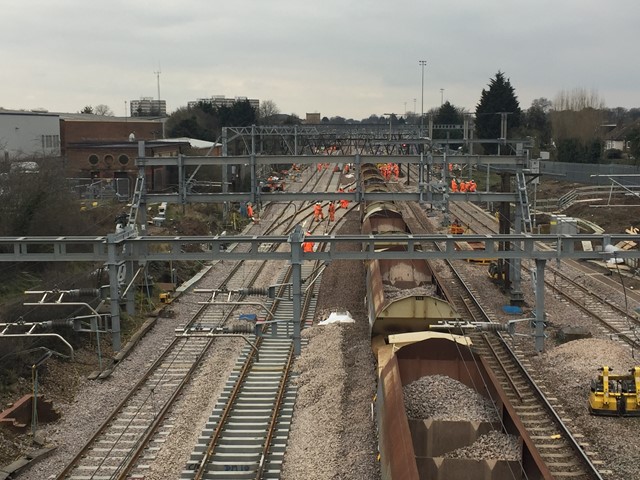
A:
0,109,61,160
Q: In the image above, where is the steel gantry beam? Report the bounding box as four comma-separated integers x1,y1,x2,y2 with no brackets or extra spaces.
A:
136,151,527,205
2,232,639,263
2,230,640,353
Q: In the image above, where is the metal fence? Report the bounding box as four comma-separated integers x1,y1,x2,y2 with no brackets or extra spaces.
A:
68,178,130,202
540,161,640,186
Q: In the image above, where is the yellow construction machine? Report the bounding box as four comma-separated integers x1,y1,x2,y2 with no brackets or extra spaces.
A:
588,366,640,416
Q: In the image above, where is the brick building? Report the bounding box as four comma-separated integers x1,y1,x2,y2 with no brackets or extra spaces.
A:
60,114,187,191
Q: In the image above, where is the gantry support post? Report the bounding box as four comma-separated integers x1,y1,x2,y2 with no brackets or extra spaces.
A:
511,176,524,305
125,261,135,316
290,225,304,356
178,153,185,213
499,173,511,292
354,154,362,203
418,152,425,204
106,234,122,351
534,258,547,352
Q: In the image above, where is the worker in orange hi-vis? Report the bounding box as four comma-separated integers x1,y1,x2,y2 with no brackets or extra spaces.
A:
340,198,349,209
247,203,254,219
393,163,399,180
303,232,314,253
313,202,324,222
328,202,336,222
469,179,477,192
450,179,458,192
459,180,468,193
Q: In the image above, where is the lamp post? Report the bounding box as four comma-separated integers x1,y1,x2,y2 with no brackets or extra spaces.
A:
419,60,427,131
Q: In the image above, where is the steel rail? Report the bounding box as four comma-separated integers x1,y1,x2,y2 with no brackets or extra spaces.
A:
402,198,604,480
56,241,275,479
188,168,340,479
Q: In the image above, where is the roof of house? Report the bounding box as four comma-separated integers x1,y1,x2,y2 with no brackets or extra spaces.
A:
606,119,640,140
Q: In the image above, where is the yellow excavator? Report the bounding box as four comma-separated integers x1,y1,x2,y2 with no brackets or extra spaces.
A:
589,366,640,416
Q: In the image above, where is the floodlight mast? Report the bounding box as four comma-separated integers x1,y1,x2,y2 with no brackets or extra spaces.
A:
419,60,427,132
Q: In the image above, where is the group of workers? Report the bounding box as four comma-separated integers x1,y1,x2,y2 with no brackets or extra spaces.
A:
378,163,399,182
313,200,343,223
450,178,477,193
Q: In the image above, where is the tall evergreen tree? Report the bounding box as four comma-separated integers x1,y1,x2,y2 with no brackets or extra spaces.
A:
475,71,521,154
433,101,465,147
435,101,463,125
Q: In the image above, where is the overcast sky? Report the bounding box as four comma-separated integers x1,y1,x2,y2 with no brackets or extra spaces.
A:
2,0,638,119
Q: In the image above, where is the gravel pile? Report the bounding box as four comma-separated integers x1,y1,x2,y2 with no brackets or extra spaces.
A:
444,431,521,461
385,284,437,299
403,374,499,422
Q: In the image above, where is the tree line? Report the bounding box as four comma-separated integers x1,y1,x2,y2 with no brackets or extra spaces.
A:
90,72,640,163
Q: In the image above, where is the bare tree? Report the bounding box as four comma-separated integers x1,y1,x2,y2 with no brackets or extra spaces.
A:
551,89,605,144
94,104,114,116
258,100,280,123
553,88,605,111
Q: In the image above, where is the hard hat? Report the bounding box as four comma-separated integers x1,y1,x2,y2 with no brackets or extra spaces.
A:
316,202,321,205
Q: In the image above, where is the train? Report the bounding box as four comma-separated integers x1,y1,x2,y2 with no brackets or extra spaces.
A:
359,162,550,480
360,162,459,343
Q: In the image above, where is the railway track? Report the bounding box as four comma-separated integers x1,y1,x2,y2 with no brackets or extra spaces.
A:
401,200,605,479
448,201,640,350
55,250,273,480
184,337,296,479
181,214,337,478
54,164,340,479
